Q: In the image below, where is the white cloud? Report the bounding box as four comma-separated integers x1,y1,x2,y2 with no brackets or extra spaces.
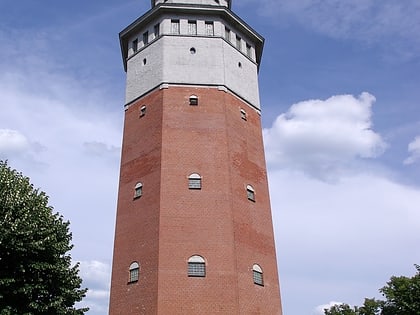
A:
263,92,387,180
1,5,418,315
0,129,30,157
404,136,420,165
78,261,111,314
270,169,420,315
79,260,111,285
314,301,344,315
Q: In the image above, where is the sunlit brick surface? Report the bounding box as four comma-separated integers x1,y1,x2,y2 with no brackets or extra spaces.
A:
109,86,282,314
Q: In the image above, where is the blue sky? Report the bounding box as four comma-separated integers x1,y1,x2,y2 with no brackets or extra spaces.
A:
1,1,419,314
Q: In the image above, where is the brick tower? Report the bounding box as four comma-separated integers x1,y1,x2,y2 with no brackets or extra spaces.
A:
109,1,282,314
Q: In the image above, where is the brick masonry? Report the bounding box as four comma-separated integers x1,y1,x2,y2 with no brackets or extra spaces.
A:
109,86,282,314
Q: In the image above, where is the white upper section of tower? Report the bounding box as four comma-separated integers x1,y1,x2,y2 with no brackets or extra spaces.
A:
152,0,231,8
122,0,263,109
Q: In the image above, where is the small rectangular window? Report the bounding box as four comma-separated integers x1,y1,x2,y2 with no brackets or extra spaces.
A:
132,39,138,53
189,178,201,189
188,262,206,277
129,268,139,283
253,270,264,286
134,183,143,199
205,21,214,36
143,31,149,45
189,95,198,106
246,185,255,201
236,35,242,50
171,20,180,34
154,23,160,38
188,20,197,35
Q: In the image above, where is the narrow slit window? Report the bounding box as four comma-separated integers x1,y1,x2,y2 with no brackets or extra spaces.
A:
188,20,197,35
188,255,206,277
132,39,138,53
246,185,255,201
134,182,143,199
154,23,160,38
236,35,242,50
246,43,252,58
129,262,140,283
188,173,202,189
171,19,180,34
225,27,231,41
143,31,149,45
252,264,264,286
205,21,214,36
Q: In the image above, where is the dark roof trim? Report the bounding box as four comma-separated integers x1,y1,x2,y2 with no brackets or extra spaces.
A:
150,0,232,9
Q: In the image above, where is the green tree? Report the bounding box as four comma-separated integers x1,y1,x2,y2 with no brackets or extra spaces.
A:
358,298,381,315
324,303,357,315
324,266,420,315
380,264,420,315
0,161,88,314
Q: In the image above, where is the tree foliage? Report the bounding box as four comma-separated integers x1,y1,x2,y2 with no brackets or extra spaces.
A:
0,161,88,314
324,265,420,315
380,264,420,315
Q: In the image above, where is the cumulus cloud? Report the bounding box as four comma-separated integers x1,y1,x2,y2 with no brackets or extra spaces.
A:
404,136,420,165
263,92,386,179
0,129,30,157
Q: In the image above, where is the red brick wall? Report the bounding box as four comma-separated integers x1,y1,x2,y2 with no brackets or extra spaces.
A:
109,86,282,315
109,91,164,314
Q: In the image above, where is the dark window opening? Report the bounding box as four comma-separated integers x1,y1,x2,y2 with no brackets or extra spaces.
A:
132,39,138,53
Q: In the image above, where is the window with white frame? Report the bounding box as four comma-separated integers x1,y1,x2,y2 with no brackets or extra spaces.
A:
205,21,214,36
188,173,202,189
129,262,140,283
252,264,264,286
134,182,143,199
188,255,206,277
171,19,180,34
246,184,255,201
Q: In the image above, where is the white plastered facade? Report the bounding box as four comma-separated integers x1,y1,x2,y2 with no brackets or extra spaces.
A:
125,14,261,109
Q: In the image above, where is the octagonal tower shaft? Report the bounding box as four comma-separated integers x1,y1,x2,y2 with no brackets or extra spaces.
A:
109,1,282,314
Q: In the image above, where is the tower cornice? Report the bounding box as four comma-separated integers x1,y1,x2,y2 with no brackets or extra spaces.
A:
119,3,264,72
151,0,232,9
